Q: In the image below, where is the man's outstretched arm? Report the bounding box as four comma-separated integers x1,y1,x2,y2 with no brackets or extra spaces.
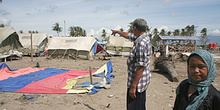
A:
111,30,129,39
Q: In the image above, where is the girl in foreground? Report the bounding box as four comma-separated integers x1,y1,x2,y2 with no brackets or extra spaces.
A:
173,49,220,110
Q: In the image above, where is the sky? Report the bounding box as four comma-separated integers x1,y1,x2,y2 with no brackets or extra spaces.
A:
0,0,220,40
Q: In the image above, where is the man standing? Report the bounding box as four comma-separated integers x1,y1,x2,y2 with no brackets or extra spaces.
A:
111,18,152,110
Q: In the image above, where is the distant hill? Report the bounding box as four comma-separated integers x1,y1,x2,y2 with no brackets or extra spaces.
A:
197,35,220,46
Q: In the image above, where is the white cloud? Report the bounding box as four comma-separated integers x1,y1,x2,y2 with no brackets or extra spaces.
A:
0,17,10,26
168,13,177,17
83,0,98,2
93,5,112,13
163,0,173,6
113,25,122,30
120,11,129,15
88,29,95,37
134,0,143,7
88,26,123,41
208,29,220,36
45,5,58,13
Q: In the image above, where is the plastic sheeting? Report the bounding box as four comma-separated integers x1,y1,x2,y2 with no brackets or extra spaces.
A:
0,60,114,94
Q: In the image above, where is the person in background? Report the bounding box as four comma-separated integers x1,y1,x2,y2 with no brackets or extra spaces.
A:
173,49,220,110
111,18,152,110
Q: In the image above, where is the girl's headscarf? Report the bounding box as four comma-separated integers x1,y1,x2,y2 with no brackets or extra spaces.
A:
176,49,217,110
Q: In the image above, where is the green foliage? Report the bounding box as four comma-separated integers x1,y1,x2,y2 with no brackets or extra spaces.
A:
119,28,124,32
52,22,62,36
69,26,86,37
199,28,210,47
101,29,107,38
0,24,4,27
127,22,133,33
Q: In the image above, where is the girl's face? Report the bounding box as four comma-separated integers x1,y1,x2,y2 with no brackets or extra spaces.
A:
188,55,208,82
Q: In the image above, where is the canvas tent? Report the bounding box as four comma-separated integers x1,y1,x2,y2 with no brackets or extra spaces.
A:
106,36,134,56
0,27,23,53
18,33,48,55
47,37,97,60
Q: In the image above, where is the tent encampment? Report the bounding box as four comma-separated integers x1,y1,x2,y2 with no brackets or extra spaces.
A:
46,37,98,60
106,36,134,56
18,33,48,55
0,27,23,53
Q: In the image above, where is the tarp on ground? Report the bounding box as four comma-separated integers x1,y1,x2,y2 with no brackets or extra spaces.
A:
18,33,48,54
106,36,134,56
47,37,97,60
0,27,23,54
0,60,113,94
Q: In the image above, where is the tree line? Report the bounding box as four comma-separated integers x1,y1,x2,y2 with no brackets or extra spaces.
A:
52,22,86,37
1,21,209,46
101,22,208,46
103,22,208,46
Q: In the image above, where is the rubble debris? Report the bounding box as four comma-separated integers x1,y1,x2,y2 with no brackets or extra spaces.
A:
15,94,38,102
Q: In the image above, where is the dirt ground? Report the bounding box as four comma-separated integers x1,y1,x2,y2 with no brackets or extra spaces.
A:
0,54,220,110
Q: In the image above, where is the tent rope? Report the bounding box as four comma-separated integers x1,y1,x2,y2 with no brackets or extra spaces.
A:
47,49,57,59
62,49,68,60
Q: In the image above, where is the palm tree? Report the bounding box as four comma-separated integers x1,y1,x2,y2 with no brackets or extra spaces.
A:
153,28,159,36
69,26,86,37
127,22,134,33
185,25,195,36
167,31,172,36
159,29,166,36
185,25,191,36
119,28,124,32
101,29,107,41
190,25,195,36
119,28,124,37
146,26,151,33
151,28,159,46
69,26,75,36
82,30,86,37
74,26,80,37
180,29,185,36
173,29,180,36
0,24,4,27
19,30,23,34
52,22,62,36
148,33,153,40
200,28,207,36
200,28,210,49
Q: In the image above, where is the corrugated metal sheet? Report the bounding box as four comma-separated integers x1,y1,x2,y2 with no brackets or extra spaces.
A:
159,36,199,40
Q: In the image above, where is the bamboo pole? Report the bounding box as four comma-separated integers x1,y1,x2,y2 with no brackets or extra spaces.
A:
89,66,93,85
31,33,33,62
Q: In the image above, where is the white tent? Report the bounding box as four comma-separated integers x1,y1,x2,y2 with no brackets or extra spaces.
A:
46,37,97,60
0,27,23,60
0,27,23,53
18,33,48,54
106,36,134,56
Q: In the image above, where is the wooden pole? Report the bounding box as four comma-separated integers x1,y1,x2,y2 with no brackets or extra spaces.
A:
31,33,33,62
64,20,66,37
89,66,93,85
